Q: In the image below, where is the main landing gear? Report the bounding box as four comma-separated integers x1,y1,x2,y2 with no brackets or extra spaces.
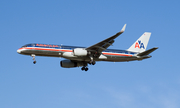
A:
81,58,96,71
89,56,96,65
81,66,88,71
81,56,96,71
81,61,96,71
81,62,89,71
31,54,36,64
89,61,96,65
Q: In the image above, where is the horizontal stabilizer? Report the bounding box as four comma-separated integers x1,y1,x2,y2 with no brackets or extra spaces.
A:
137,47,158,56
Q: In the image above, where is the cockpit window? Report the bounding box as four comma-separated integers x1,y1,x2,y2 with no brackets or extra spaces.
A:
21,44,34,48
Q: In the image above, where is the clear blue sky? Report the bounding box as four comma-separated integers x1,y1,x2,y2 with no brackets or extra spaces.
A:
1,0,180,108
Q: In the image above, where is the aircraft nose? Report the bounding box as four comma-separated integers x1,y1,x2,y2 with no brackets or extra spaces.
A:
17,49,21,53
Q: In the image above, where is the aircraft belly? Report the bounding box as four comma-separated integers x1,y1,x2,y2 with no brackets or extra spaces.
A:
101,55,138,62
63,55,138,62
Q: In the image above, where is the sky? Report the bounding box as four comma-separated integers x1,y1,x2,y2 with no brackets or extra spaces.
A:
0,0,180,108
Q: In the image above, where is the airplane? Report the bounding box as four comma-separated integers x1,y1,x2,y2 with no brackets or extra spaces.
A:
17,24,158,71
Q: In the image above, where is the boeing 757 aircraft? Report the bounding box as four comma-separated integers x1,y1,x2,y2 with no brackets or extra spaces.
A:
17,24,158,71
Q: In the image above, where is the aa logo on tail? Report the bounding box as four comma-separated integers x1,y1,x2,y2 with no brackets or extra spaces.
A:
135,40,145,49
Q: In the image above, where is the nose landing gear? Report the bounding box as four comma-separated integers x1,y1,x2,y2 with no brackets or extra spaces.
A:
31,54,36,64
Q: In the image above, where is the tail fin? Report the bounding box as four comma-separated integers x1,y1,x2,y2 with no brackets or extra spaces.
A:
127,32,151,53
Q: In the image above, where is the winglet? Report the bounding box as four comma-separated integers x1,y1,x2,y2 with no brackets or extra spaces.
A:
120,24,126,32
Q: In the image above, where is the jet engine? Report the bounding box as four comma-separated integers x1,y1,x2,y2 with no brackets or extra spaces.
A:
73,48,88,56
60,60,84,68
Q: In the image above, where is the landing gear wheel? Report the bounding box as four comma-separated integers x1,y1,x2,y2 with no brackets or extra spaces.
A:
89,61,96,65
81,67,88,71
33,61,36,64
81,67,85,71
92,61,96,65
85,67,88,71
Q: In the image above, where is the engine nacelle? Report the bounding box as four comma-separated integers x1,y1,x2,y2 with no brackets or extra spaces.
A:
73,48,88,56
60,60,84,68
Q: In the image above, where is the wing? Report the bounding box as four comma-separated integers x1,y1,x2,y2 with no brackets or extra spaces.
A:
86,24,126,55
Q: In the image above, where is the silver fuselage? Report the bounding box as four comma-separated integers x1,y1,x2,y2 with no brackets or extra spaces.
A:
17,43,151,62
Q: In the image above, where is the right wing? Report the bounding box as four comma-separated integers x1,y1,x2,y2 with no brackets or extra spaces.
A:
86,24,126,56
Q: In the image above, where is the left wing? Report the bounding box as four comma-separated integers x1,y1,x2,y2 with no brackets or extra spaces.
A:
86,24,126,55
